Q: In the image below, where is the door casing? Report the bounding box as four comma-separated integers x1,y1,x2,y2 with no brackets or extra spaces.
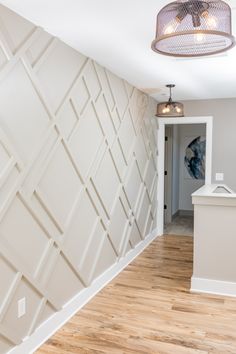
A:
164,126,173,225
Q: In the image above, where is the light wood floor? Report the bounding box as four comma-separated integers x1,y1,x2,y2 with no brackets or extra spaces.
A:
36,235,236,354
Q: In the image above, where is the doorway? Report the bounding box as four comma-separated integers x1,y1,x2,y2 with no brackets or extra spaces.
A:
164,123,206,236
157,116,213,236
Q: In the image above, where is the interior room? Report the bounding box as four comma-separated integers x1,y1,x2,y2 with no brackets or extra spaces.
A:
0,1,236,353
164,123,206,236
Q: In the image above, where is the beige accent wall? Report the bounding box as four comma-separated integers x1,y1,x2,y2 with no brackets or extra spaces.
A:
0,5,157,351
184,98,236,191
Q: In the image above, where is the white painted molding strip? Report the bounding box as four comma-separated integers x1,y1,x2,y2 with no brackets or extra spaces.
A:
191,277,236,298
9,228,158,354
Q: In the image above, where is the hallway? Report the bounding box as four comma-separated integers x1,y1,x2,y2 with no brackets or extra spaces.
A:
164,215,193,236
37,236,236,354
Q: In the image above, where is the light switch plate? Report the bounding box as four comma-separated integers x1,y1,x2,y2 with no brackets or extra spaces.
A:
215,173,224,182
18,297,26,318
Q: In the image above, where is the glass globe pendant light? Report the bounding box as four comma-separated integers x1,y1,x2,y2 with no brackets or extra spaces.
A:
156,84,184,117
151,0,235,57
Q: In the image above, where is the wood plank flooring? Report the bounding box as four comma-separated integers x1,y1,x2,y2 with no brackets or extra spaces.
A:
36,235,236,354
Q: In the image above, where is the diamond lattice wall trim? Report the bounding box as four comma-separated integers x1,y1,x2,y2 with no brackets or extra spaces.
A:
0,4,158,352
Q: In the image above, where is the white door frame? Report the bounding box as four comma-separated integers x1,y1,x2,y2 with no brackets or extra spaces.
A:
157,116,213,236
164,126,173,224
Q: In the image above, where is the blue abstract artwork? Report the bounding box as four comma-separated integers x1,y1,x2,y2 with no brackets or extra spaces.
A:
184,136,206,180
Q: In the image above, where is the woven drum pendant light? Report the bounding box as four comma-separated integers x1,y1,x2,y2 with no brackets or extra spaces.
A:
151,0,235,57
156,84,184,117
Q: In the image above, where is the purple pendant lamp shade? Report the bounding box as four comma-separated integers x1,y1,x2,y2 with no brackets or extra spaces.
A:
151,0,235,57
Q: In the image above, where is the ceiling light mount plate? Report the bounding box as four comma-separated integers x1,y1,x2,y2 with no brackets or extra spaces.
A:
166,84,175,89
151,0,236,57
184,0,209,16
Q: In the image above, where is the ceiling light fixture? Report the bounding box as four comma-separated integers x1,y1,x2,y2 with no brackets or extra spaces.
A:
151,0,235,57
156,84,184,117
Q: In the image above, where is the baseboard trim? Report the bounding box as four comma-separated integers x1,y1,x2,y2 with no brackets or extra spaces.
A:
178,209,194,217
171,210,179,219
191,276,236,298
9,228,158,354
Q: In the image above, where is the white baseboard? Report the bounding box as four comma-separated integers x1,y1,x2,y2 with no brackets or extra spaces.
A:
156,227,164,236
191,276,236,298
9,228,158,354
178,209,194,217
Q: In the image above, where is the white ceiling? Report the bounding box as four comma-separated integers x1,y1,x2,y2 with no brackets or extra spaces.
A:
1,0,236,101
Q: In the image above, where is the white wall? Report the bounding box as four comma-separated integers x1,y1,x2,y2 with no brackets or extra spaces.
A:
179,124,206,211
0,5,157,353
171,124,206,213
184,98,236,191
192,191,236,297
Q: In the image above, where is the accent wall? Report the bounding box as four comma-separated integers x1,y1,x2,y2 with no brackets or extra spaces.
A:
0,5,157,353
